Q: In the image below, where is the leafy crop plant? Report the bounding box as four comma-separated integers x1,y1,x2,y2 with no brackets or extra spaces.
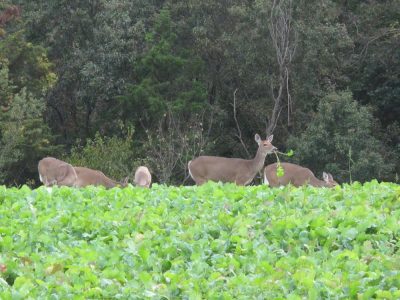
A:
0,181,399,299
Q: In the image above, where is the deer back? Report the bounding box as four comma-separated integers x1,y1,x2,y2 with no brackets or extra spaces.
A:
189,156,254,185
188,134,276,185
264,162,337,187
73,167,119,188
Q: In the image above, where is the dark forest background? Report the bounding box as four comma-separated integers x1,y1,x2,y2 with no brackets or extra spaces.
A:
0,0,399,186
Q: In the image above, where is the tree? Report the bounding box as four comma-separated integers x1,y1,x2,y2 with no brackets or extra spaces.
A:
288,91,395,183
0,4,59,186
119,8,208,131
20,0,163,141
265,0,297,135
4,0,397,184
0,85,61,185
343,0,400,171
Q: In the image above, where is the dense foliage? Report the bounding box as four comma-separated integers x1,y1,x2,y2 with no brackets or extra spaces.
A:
288,91,395,183
0,1,399,185
0,182,399,298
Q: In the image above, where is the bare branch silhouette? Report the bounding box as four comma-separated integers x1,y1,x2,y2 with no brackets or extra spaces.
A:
232,88,250,158
266,0,297,136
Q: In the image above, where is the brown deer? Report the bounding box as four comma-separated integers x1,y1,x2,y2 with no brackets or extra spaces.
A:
134,166,152,188
72,167,127,188
38,157,77,187
264,162,338,187
188,134,276,185
38,157,127,188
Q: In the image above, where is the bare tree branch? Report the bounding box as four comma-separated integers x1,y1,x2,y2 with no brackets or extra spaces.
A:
360,28,400,58
146,107,213,184
266,0,297,136
232,88,250,158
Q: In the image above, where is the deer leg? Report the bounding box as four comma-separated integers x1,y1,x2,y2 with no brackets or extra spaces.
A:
195,178,207,185
235,176,250,186
49,179,57,187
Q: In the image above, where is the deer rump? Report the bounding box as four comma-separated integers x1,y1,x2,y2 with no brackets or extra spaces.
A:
134,166,152,188
38,157,77,187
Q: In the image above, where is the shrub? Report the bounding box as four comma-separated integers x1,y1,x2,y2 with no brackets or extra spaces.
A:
288,90,394,183
66,129,140,182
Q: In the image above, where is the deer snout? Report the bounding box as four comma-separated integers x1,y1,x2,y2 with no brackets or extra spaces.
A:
264,145,277,154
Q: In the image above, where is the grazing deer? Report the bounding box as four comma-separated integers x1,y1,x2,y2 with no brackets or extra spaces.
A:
188,134,276,185
73,167,128,188
38,157,77,187
264,162,338,187
134,166,152,188
38,157,127,188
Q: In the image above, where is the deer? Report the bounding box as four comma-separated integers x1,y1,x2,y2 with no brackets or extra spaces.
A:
134,166,152,188
38,157,127,188
38,157,77,187
263,162,338,187
72,166,128,188
188,134,276,185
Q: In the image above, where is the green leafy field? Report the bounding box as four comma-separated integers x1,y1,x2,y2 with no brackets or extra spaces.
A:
0,181,399,299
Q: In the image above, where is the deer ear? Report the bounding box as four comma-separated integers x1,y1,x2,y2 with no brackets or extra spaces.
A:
323,172,329,182
255,134,261,144
267,135,274,142
328,173,334,181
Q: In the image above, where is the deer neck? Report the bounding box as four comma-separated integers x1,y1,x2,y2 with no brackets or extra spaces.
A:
105,177,119,188
250,147,267,173
309,176,326,187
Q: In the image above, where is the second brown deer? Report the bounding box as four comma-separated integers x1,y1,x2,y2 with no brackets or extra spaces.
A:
188,134,276,185
73,167,128,188
264,162,338,187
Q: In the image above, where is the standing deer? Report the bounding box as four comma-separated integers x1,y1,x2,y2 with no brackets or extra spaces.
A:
38,157,77,187
264,162,338,187
188,134,276,185
134,166,152,188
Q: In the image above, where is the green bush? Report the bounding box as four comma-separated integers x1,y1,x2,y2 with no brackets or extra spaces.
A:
66,129,140,182
288,91,395,183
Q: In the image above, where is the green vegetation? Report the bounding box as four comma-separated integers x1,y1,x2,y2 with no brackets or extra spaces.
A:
0,182,399,298
288,91,394,183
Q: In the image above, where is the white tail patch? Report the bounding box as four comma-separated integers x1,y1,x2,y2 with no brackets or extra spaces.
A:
39,174,43,183
188,160,193,179
264,173,269,185
138,179,147,186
